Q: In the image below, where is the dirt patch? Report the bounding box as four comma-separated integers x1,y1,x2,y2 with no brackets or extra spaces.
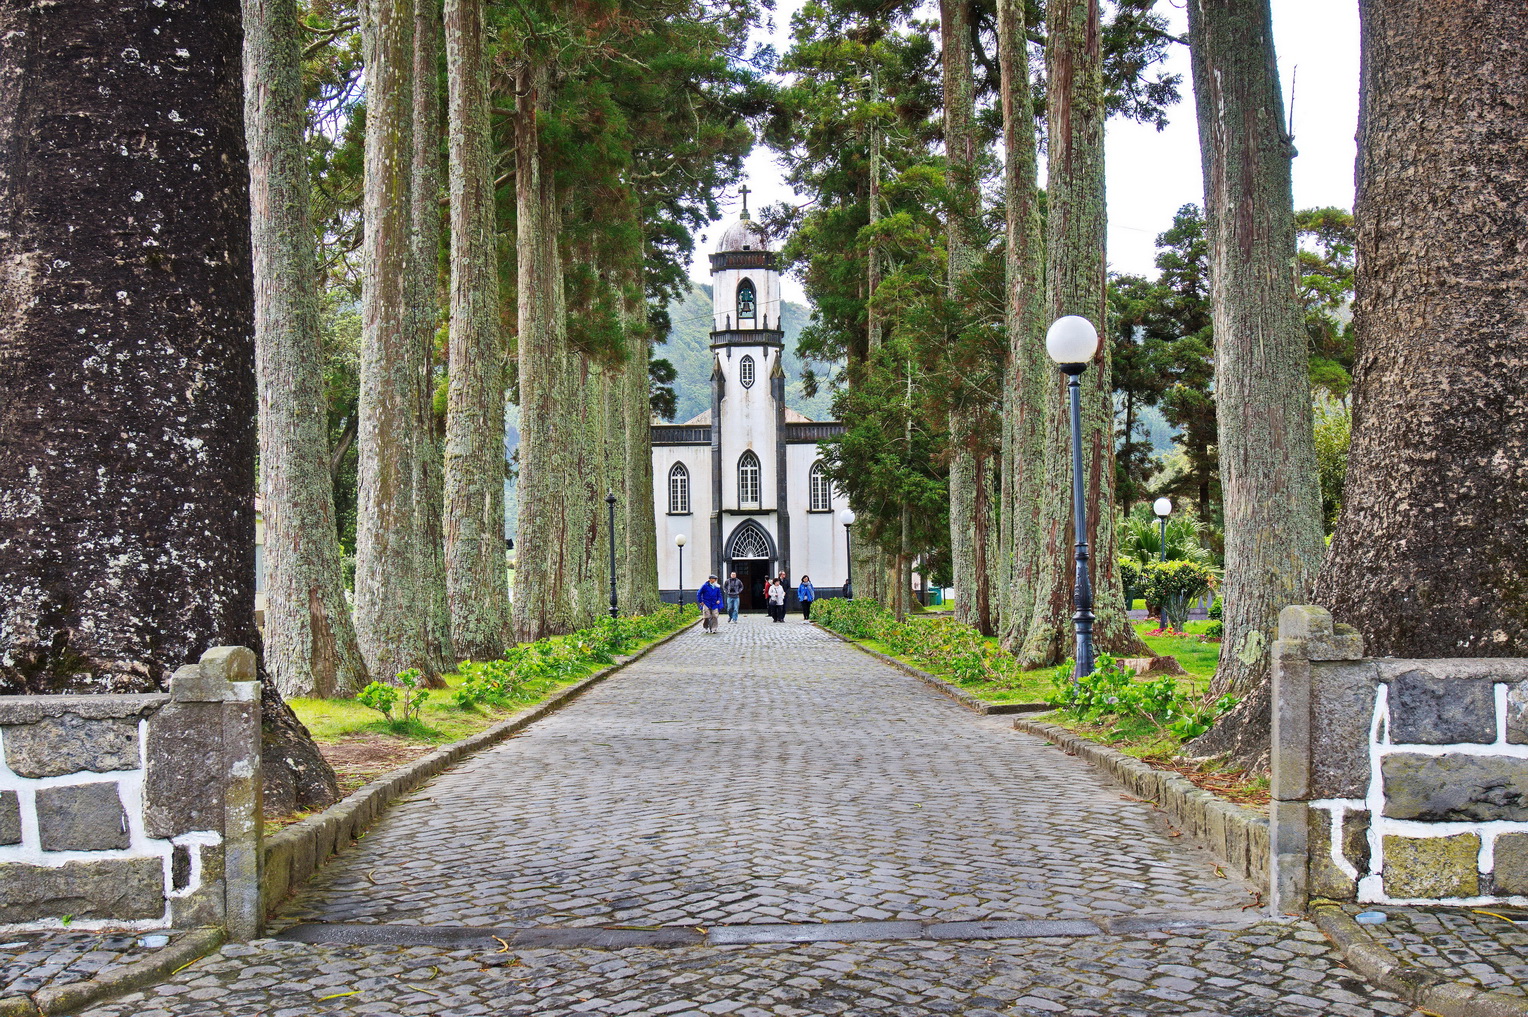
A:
1146,756,1271,808
265,736,437,829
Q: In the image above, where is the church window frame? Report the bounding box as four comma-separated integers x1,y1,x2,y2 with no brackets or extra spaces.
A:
736,278,757,324
668,463,691,515
729,522,771,561
809,461,832,512
739,355,756,389
737,450,761,508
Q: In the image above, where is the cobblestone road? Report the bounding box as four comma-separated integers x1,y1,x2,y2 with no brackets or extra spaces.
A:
80,620,1416,1015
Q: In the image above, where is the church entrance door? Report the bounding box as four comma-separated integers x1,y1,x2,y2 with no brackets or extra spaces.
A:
733,559,771,612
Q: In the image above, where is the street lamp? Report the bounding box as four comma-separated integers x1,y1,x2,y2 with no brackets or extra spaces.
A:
606,491,619,619
839,508,857,599
1046,314,1100,679
674,533,687,606
1153,496,1172,632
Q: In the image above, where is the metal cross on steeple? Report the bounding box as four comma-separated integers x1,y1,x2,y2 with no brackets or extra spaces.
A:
740,183,751,219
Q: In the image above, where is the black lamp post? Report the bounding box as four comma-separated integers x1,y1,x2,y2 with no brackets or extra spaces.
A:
674,533,687,606
839,508,856,599
606,491,618,619
1046,315,1101,679
1153,496,1172,631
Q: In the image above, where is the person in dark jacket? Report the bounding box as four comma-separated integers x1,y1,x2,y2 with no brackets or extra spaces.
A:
797,575,816,621
697,575,724,633
723,572,744,623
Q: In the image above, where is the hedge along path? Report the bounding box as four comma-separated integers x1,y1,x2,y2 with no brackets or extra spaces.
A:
260,617,699,918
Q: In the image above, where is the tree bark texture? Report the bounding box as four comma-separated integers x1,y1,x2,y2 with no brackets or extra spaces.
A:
1186,0,1325,702
443,0,509,660
410,0,453,678
0,1,337,812
1019,0,1144,667
512,65,607,640
994,0,1048,651
942,0,994,636
1316,1,1528,657
619,265,661,614
355,0,434,681
243,0,370,699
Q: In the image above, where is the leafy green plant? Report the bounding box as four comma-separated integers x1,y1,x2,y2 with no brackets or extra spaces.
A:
1118,557,1144,605
1046,654,1236,743
357,669,431,732
1140,559,1216,631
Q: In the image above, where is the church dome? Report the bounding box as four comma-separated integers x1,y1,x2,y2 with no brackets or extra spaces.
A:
715,218,769,254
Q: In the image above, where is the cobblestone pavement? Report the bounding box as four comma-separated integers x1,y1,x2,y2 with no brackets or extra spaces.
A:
1343,904,1528,998
78,621,1417,1015
277,621,1252,929
0,928,185,998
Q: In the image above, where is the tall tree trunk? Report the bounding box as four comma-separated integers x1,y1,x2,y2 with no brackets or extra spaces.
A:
1316,1,1528,657
355,0,433,681
1019,0,1145,667
620,260,661,614
411,0,453,677
0,0,336,812
996,0,1047,650
942,0,995,636
444,0,509,659
244,0,370,699
1186,0,1324,701
513,63,596,640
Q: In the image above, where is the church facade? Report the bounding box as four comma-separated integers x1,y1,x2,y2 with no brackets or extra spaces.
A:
651,216,849,609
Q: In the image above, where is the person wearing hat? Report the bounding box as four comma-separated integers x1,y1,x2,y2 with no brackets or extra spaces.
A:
697,574,725,633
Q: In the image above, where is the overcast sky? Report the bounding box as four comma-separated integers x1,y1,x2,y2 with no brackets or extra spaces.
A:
690,0,1360,305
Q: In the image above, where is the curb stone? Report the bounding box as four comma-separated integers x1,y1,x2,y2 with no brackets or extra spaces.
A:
262,619,700,916
1011,718,1270,892
815,625,1046,716
1311,906,1528,1017
22,928,224,1017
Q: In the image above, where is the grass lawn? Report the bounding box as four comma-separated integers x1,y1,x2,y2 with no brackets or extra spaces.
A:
858,636,1056,703
1135,619,1222,683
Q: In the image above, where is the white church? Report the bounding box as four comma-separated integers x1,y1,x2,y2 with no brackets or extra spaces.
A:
651,211,850,610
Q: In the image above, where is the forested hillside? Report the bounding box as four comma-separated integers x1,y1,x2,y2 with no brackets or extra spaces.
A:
660,284,835,422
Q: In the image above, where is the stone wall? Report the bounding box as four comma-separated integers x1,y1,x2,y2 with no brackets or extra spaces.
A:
0,647,261,937
1270,605,1528,912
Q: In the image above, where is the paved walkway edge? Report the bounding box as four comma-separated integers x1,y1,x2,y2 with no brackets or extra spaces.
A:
1311,906,1528,1017
2,928,227,1017
261,620,700,918
1011,718,1271,895
815,623,1044,716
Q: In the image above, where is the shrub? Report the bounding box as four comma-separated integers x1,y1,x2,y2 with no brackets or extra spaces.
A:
1209,597,1223,620
814,599,1030,690
1141,559,1216,631
1046,654,1236,742
358,669,431,732
1118,557,1143,605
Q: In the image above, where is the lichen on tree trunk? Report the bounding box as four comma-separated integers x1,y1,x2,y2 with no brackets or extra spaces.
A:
1185,0,1324,706
0,0,336,811
1315,0,1528,658
355,0,437,682
243,0,370,699
994,0,1048,652
443,0,510,661
1018,0,1145,668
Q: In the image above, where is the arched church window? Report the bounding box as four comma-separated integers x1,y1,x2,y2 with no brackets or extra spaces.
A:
739,355,756,389
668,463,690,514
809,461,832,512
730,523,770,560
738,450,761,507
737,279,756,324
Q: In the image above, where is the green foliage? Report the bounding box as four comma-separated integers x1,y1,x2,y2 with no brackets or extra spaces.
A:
1209,597,1222,620
1118,557,1143,603
1140,560,1217,632
1296,207,1357,401
816,599,1027,690
452,603,698,709
1117,503,1218,567
358,669,431,733
1313,402,1351,533
1047,655,1237,743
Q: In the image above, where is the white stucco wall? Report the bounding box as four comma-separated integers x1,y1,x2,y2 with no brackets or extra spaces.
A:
715,344,779,512
785,443,847,586
652,443,710,593
712,266,783,332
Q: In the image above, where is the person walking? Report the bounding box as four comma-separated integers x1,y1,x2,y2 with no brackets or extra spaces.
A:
723,572,744,623
797,575,816,622
768,576,786,622
697,575,724,634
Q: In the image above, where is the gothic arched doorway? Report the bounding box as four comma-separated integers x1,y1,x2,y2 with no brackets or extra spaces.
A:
725,520,776,612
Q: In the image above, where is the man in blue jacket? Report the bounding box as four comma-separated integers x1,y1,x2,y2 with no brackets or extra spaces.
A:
697,575,725,634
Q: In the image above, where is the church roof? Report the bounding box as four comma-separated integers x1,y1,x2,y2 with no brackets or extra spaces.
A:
715,218,770,254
